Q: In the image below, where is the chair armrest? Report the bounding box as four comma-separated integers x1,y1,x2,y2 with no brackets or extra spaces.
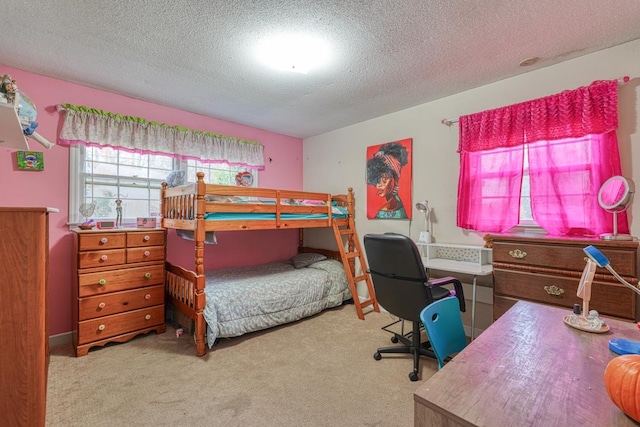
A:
427,277,466,312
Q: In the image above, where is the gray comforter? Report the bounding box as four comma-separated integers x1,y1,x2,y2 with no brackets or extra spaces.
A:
203,259,351,347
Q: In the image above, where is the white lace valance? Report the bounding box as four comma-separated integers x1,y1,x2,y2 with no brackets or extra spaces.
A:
57,104,265,169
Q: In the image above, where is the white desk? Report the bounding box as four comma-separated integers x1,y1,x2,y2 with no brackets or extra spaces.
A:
421,255,492,340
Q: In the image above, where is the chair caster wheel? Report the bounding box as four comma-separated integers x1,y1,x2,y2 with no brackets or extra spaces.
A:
391,335,399,343
373,352,382,361
409,371,419,381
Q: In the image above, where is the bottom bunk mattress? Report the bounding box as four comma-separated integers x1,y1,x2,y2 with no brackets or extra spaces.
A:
203,258,351,347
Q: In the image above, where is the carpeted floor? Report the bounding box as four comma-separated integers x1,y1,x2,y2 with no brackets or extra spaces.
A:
46,304,439,426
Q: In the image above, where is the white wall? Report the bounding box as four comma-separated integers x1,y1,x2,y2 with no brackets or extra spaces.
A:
302,39,640,332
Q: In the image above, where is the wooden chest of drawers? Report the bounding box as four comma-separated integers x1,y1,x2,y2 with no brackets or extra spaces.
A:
73,228,166,356
486,234,639,321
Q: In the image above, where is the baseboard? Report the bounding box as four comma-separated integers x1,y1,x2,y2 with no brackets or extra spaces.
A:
49,331,73,348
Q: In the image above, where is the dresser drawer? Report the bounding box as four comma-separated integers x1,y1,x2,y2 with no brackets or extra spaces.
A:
494,268,635,319
78,249,126,269
127,230,165,247
78,285,164,320
78,233,126,251
492,241,637,276
127,246,165,263
78,264,165,297
77,305,164,345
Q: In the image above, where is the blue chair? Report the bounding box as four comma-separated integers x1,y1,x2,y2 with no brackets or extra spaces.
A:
420,297,468,370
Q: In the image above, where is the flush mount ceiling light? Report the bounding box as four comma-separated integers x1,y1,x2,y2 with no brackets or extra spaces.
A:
256,34,330,74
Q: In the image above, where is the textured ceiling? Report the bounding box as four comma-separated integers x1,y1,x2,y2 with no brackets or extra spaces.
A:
2,1,640,138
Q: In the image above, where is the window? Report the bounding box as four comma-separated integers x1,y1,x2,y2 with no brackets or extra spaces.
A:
69,145,257,225
460,133,618,234
457,79,622,236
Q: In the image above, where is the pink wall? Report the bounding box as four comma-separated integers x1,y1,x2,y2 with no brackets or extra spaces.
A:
0,65,303,336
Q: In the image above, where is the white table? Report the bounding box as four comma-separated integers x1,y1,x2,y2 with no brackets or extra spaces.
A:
421,256,492,340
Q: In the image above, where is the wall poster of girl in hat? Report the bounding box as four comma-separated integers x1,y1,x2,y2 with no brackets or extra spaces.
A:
366,138,412,219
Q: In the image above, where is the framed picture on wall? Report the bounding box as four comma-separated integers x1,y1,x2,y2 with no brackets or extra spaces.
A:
16,151,44,171
366,138,412,219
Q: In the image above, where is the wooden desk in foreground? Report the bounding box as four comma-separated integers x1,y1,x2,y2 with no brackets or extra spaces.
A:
414,301,640,427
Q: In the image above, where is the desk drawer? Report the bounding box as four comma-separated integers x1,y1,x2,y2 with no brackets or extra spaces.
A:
494,268,635,319
78,285,164,320
77,305,164,345
78,264,165,297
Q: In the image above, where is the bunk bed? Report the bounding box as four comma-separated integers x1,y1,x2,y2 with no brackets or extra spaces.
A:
161,172,378,356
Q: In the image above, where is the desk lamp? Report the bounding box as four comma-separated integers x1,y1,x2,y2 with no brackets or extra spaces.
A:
416,200,431,243
564,245,640,336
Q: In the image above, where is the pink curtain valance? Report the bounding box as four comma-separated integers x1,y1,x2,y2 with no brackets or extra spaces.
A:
458,80,619,153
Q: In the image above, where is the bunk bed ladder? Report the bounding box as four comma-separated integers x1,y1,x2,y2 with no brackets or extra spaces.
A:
332,218,380,320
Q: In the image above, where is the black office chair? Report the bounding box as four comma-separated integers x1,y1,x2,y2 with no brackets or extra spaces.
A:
363,233,465,381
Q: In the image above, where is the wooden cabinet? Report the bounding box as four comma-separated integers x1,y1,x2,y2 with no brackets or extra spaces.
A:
486,234,639,321
0,207,56,427
73,228,166,356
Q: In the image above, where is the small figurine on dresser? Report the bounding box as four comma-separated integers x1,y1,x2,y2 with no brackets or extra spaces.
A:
115,198,123,227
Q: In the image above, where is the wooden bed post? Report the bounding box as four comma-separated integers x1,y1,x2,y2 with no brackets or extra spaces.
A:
195,172,206,275
160,181,167,227
194,172,207,356
298,229,304,253
346,188,356,273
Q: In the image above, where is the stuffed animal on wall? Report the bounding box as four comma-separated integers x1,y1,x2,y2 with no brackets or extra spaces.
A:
0,74,17,103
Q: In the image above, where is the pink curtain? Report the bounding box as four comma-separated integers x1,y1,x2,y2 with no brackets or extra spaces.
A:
528,133,626,236
457,147,523,232
457,80,625,235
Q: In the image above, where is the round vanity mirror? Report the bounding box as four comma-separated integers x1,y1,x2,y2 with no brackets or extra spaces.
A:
598,176,635,240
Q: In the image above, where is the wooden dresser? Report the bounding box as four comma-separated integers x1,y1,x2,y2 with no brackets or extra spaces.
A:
486,234,639,321
73,227,166,356
0,207,56,427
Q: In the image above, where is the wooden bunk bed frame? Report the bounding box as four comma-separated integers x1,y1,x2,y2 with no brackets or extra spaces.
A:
161,172,379,356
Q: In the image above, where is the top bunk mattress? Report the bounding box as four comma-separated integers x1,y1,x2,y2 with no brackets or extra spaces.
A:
203,204,348,220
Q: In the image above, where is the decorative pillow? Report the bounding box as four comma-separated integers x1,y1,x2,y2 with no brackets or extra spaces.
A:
289,252,327,269
166,170,186,188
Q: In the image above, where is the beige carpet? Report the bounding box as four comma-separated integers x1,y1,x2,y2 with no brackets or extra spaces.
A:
46,304,439,427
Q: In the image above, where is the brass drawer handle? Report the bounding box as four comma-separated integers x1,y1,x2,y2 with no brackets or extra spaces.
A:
98,324,106,331
145,314,151,320
98,279,106,286
544,285,565,296
509,249,527,259
144,272,152,279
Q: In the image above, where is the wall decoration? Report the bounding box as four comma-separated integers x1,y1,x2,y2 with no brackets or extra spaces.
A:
16,150,44,171
366,138,412,219
235,171,254,187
